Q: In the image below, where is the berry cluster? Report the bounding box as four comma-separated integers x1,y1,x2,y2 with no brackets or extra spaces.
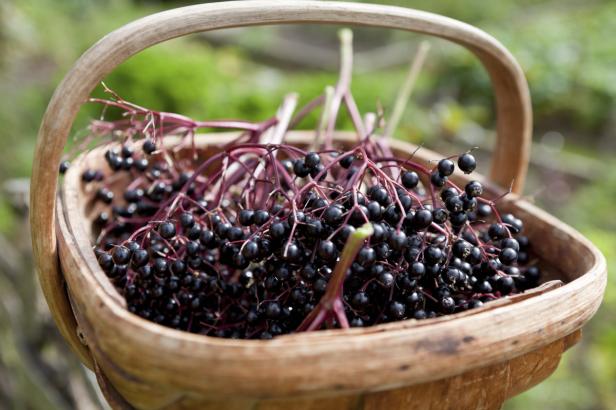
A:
64,30,540,339
78,136,539,339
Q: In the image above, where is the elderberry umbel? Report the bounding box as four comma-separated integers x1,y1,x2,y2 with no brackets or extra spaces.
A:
70,31,542,340
83,136,540,339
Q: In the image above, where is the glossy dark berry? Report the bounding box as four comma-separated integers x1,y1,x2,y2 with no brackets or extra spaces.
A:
293,159,310,177
281,159,294,174
96,188,114,204
185,240,200,257
477,203,492,218
318,240,337,261
135,158,149,172
265,302,281,318
82,169,97,182
414,310,427,320
158,222,176,239
389,231,407,251
469,300,484,309
170,259,186,275
517,236,530,249
497,276,515,295
445,196,464,213
437,159,455,176
98,253,114,272
440,187,458,201
131,249,149,267
378,272,395,288
389,301,406,319
301,264,317,281
59,160,70,174
452,240,472,259
458,153,477,174
304,152,321,169
383,205,401,225
112,246,131,265
467,246,482,265
284,243,301,262
409,262,425,278
242,240,260,260
424,246,442,264
449,212,468,227
462,195,477,212
314,278,328,293
323,205,344,226
401,171,419,189
239,209,254,226
502,213,524,234
179,212,194,228
305,219,324,237
339,154,355,168
430,171,447,187
366,201,383,221
525,266,541,283
369,186,389,206
253,210,270,225
199,230,216,248
352,291,370,307
406,291,423,306
441,296,455,313
432,208,448,224
442,268,461,284
501,238,520,252
357,247,376,266
475,280,493,293
288,211,306,225
465,181,483,197
269,222,286,240
142,139,157,154
488,223,508,240
500,247,518,265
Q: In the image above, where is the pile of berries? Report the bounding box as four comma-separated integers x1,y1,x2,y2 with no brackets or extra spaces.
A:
63,30,540,339
72,134,540,339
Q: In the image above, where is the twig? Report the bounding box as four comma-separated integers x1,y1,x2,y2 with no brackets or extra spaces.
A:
324,29,354,149
313,86,334,151
384,41,431,138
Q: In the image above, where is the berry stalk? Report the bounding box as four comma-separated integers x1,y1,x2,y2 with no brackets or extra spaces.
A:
297,223,374,331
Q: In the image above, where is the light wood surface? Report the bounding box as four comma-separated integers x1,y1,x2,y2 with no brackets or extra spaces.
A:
53,132,606,409
31,1,533,361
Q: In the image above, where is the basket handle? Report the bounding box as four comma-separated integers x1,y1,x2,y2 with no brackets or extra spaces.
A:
31,0,531,359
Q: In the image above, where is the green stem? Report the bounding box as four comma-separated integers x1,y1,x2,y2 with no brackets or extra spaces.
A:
296,223,374,331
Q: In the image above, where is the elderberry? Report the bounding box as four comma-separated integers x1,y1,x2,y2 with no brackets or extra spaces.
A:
91,97,540,340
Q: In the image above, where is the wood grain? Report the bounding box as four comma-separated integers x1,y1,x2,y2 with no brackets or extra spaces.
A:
52,132,606,409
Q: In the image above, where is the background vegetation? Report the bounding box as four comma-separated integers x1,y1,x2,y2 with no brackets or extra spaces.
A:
0,0,614,408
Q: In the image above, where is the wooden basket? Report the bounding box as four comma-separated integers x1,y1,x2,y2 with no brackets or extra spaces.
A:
31,2,607,409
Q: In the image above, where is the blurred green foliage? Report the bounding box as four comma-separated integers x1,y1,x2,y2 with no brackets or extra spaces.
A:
0,0,615,409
